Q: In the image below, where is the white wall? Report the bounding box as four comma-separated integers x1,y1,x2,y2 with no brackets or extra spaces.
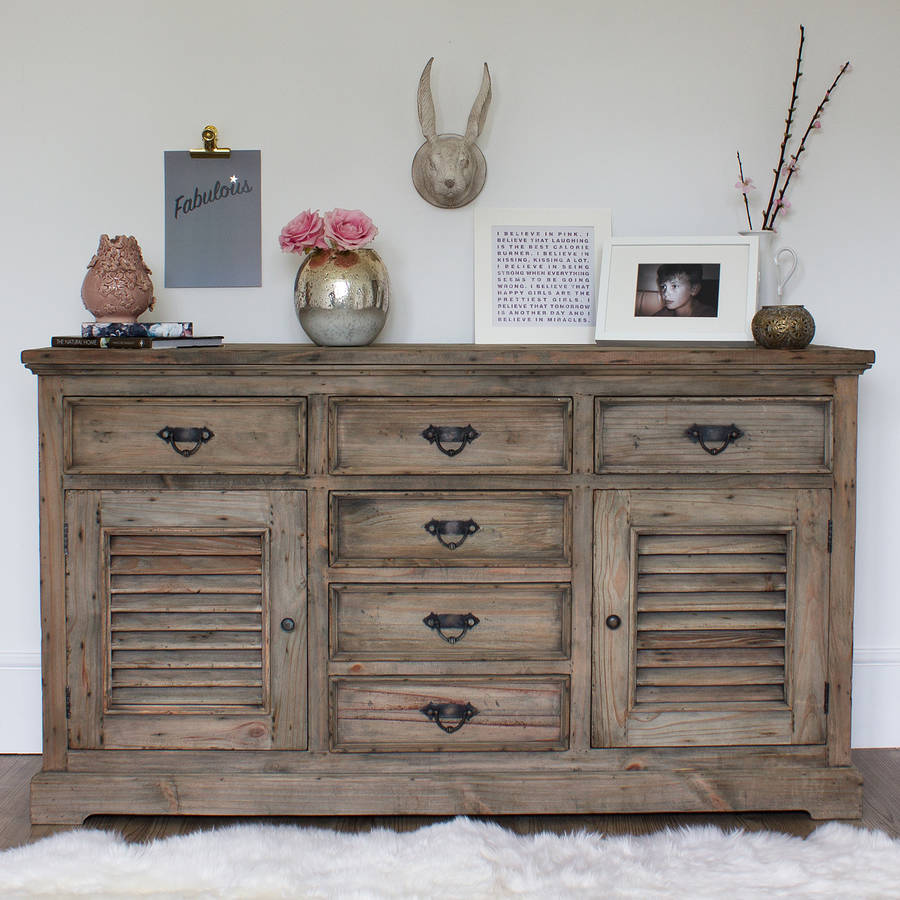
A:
1,0,897,751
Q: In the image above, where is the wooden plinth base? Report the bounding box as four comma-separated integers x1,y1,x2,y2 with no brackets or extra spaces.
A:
31,765,863,825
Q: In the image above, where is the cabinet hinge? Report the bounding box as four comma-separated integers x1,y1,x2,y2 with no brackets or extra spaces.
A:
827,520,833,553
63,522,68,559
65,686,71,719
824,682,830,716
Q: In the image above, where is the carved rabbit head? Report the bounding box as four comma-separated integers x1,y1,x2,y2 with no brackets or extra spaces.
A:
412,58,492,209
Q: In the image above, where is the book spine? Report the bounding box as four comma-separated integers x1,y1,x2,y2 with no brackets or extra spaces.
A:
81,322,194,338
52,336,153,349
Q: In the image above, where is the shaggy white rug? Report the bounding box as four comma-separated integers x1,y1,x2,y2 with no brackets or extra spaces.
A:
1,817,899,899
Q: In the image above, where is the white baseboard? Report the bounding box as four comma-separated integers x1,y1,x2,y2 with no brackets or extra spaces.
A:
0,651,42,753
1,649,898,753
849,648,900,748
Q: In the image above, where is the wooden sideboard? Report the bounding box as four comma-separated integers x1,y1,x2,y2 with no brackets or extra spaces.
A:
21,343,874,823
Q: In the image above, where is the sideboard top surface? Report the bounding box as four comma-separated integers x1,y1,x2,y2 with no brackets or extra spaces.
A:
21,343,875,377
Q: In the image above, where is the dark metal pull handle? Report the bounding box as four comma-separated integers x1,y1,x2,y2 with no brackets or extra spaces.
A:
156,426,214,457
605,614,622,630
684,423,744,456
423,612,480,644
423,518,480,550
420,701,479,734
280,618,295,632
421,424,480,457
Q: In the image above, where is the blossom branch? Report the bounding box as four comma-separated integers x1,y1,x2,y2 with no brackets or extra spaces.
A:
768,60,851,230
762,25,805,230
736,152,753,231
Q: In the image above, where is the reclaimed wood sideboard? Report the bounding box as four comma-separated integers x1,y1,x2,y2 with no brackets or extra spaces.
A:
21,343,874,823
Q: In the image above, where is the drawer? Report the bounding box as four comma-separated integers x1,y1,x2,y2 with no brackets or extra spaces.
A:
328,396,572,474
330,583,571,660
595,398,831,473
65,397,307,474
329,492,571,567
331,676,569,751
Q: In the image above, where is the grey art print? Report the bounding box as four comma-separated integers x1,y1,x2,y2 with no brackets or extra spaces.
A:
164,150,261,288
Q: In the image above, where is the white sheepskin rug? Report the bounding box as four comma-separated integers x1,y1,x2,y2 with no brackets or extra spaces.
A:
1,817,899,899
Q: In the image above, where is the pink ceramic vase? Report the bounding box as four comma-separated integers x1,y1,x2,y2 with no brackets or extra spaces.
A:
81,235,155,323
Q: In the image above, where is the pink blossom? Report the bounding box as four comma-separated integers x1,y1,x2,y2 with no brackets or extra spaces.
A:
279,210,328,254
812,120,822,129
735,177,755,194
774,198,792,210
324,208,378,251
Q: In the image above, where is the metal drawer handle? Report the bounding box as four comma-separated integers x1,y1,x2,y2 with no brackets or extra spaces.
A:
423,518,480,550
423,612,480,643
420,701,479,734
156,426,214,457
421,424,480,457
684,423,744,456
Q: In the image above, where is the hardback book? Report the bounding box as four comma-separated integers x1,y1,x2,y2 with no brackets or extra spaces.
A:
52,335,224,349
81,321,194,338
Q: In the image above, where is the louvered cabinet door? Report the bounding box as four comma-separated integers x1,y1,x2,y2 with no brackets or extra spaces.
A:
65,491,307,750
593,489,830,748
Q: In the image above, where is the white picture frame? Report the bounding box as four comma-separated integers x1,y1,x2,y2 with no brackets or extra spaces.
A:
475,208,612,343
594,235,759,342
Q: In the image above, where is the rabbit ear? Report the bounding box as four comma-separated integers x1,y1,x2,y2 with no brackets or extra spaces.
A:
417,57,437,141
465,62,492,142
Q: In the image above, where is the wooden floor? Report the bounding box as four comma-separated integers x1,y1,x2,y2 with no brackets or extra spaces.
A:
2,750,898,851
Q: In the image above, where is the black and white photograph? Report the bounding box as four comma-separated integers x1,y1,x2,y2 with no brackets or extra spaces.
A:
595,236,758,342
634,263,721,318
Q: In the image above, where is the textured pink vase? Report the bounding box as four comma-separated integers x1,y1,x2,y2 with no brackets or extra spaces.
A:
81,235,155,323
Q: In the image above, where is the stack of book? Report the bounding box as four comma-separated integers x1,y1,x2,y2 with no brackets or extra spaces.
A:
51,322,223,349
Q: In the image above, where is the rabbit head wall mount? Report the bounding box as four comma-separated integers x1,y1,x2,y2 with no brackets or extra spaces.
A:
412,57,492,209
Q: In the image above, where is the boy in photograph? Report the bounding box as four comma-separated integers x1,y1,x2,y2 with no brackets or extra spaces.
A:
653,264,717,317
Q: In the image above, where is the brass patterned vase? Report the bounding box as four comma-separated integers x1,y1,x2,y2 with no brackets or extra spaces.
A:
293,248,389,346
751,304,815,350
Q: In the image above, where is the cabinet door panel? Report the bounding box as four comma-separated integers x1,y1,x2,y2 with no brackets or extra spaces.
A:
593,489,829,748
66,490,307,750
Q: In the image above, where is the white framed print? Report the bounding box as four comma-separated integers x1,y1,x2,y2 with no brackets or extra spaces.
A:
594,235,759,342
475,208,612,343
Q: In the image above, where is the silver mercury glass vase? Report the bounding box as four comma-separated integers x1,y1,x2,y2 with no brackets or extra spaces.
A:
293,248,390,346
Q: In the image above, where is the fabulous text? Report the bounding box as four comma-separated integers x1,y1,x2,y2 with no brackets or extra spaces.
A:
174,179,254,219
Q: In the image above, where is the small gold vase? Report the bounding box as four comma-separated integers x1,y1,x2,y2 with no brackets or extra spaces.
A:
751,304,815,350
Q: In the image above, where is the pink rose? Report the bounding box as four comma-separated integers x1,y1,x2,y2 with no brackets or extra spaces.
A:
279,210,327,254
324,208,378,251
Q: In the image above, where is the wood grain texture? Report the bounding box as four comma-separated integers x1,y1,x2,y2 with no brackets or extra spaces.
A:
596,397,831,473
21,343,876,377
21,343,872,822
37,377,67,769
330,677,569,751
66,397,306,474
330,583,570,660
828,376,859,767
594,489,829,748
27,765,862,824
329,397,571,474
6,750,899,849
329,491,571,567
67,491,307,751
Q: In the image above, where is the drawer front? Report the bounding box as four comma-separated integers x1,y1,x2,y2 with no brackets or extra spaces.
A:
330,492,571,567
329,397,572,474
331,677,569,751
596,398,831,473
66,397,307,474
330,583,571,660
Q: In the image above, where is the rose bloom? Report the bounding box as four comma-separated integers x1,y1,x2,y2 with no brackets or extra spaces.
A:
324,208,378,251
279,210,327,254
